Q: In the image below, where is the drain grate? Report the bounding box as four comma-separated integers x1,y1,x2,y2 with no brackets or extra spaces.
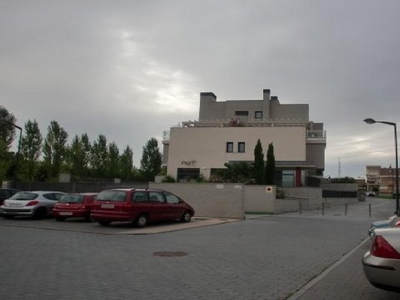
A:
153,251,188,257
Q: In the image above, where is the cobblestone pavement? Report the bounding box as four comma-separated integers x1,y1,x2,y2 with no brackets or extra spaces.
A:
0,197,397,300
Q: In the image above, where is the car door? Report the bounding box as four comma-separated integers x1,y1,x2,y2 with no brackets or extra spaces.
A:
148,191,168,221
164,191,185,220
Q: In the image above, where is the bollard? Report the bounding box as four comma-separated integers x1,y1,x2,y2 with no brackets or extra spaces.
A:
369,203,372,217
345,203,348,216
322,202,325,215
299,202,303,214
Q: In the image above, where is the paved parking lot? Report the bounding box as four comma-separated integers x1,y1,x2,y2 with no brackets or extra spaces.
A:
0,198,399,300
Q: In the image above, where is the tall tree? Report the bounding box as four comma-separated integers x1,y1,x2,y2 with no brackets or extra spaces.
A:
140,138,162,181
253,139,265,184
106,142,120,178
90,134,108,178
67,134,90,179
119,145,134,180
265,143,276,185
43,121,68,180
20,120,42,182
0,106,17,149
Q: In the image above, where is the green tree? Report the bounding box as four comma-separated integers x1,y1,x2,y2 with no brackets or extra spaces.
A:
43,121,68,180
67,134,92,180
0,140,10,182
20,120,42,182
106,142,120,178
90,134,108,178
253,139,265,184
265,143,276,185
140,137,162,181
119,145,134,180
0,106,17,149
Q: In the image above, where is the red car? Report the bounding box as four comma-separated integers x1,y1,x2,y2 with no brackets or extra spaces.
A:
53,193,97,221
90,188,195,227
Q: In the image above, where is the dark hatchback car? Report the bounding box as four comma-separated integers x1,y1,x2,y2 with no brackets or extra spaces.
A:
90,188,195,227
53,193,97,221
0,188,20,205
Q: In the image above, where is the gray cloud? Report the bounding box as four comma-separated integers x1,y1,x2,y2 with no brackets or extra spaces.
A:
1,0,400,176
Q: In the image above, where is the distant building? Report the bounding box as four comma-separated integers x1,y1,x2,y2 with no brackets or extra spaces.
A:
366,165,397,194
162,89,327,187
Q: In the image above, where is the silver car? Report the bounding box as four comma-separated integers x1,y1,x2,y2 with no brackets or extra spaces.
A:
362,227,400,292
2,191,66,219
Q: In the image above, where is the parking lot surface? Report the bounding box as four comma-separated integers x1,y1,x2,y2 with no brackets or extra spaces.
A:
0,198,398,300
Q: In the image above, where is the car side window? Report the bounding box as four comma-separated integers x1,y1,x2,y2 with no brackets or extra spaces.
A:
43,193,55,200
54,193,65,200
165,192,180,204
132,192,148,203
148,192,165,203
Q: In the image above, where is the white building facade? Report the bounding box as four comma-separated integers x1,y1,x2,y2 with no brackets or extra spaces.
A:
162,89,326,187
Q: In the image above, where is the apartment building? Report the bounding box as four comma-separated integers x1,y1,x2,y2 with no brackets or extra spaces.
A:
366,165,398,194
162,89,326,187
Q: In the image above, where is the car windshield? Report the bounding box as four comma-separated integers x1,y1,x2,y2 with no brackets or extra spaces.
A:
10,192,38,201
59,195,84,203
96,190,127,202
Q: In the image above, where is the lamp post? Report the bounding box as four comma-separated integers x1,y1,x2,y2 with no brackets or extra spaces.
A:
364,118,399,216
0,120,22,189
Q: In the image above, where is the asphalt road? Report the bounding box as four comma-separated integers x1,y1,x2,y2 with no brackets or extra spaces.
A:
0,197,399,300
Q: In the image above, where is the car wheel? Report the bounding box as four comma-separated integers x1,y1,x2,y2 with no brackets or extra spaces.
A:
181,211,192,222
98,221,111,226
55,216,66,221
135,214,148,228
33,207,47,219
3,215,14,219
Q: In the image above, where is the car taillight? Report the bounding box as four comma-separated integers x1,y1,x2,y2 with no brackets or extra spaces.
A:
395,221,400,227
371,235,400,259
26,201,39,206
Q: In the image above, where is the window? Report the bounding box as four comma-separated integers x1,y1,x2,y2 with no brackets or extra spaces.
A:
226,142,233,153
234,111,248,116
132,191,147,202
238,142,245,153
165,192,180,204
255,111,263,119
148,192,165,203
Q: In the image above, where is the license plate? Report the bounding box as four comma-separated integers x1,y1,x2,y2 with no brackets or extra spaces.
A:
59,212,73,216
101,204,115,209
9,203,21,207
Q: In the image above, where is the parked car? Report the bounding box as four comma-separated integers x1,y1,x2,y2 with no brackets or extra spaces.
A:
366,191,376,197
91,188,195,227
362,227,400,293
53,193,97,221
0,188,20,214
368,215,400,237
2,191,66,219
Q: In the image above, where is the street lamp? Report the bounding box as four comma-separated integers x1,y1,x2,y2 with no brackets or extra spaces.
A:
364,118,399,216
0,120,22,189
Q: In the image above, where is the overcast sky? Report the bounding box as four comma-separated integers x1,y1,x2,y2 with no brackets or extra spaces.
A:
1,0,400,178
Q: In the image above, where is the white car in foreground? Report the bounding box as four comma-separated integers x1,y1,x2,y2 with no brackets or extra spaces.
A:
363,227,400,293
2,191,66,219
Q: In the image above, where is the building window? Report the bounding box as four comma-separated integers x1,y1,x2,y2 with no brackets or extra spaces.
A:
226,142,233,153
235,111,248,116
255,111,263,119
238,142,245,153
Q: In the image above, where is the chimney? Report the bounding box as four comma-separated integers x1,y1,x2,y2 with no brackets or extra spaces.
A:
263,89,271,101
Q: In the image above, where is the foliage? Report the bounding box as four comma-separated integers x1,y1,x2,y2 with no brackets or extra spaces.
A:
106,142,120,178
0,106,17,149
119,146,135,180
218,162,255,184
43,121,68,179
253,139,265,184
265,143,276,185
276,187,285,199
140,137,162,182
161,175,176,182
66,134,91,180
330,176,356,183
90,134,108,178
20,120,42,182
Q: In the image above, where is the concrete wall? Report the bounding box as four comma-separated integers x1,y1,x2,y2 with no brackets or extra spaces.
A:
244,185,275,213
167,126,307,179
149,182,245,219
